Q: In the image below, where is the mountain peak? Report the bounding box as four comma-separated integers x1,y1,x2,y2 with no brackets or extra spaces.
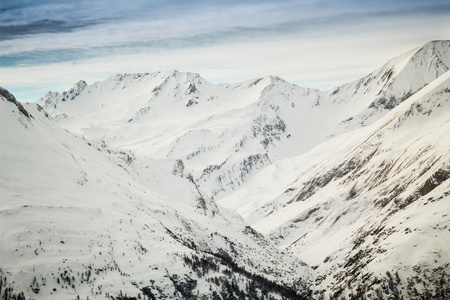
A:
419,39,450,50
411,39,450,71
62,79,88,94
62,80,87,101
326,39,450,135
3,41,450,300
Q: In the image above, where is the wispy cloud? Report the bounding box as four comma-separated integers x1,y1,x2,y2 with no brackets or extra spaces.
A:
1,0,449,101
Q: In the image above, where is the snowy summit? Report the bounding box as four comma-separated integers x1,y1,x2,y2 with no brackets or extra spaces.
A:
1,40,450,299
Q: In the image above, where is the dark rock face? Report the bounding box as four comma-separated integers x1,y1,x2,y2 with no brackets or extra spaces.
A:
169,274,197,299
252,115,287,148
60,80,87,102
369,90,415,111
291,148,378,203
419,168,450,196
0,87,31,119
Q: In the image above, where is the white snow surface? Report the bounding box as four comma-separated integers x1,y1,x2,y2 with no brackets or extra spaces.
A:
2,40,450,299
1,92,313,299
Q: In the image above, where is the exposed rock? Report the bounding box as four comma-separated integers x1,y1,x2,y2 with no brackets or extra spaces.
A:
0,87,31,119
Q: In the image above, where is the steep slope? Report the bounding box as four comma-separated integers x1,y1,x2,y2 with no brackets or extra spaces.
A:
37,71,328,200
0,89,314,299
7,40,449,299
328,40,450,134
219,71,450,299
37,41,450,203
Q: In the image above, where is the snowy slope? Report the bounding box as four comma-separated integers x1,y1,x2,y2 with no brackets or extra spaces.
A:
38,71,329,201
219,70,450,299
38,41,450,203
1,88,314,299
3,40,450,299
327,40,450,134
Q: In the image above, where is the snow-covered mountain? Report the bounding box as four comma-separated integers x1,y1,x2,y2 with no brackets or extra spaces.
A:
2,40,450,299
327,40,450,134
37,41,450,204
1,89,313,299
220,69,450,299
37,71,328,201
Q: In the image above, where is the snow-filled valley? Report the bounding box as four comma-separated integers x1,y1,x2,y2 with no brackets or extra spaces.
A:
1,40,450,299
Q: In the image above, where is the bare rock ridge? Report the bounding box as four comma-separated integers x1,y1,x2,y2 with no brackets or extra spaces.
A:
2,40,450,299
1,86,32,119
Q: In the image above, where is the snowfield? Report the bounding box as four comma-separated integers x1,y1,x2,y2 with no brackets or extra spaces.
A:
1,40,450,299
1,89,313,299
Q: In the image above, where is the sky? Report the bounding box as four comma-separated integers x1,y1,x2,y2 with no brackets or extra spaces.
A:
1,0,449,102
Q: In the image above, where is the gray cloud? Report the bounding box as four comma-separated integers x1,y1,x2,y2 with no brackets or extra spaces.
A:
1,0,449,101
2,0,448,46
0,19,98,40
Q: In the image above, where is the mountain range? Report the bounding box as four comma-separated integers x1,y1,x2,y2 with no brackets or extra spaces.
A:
1,40,449,299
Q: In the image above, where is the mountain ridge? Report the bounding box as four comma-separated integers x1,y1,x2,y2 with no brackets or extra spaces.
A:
2,40,450,299
1,89,314,299
36,41,450,203
220,62,450,299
